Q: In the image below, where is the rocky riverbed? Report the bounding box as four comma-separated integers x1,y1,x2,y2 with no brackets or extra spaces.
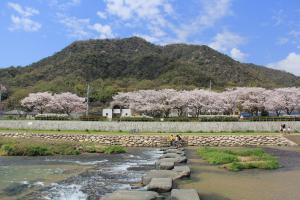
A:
0,148,162,200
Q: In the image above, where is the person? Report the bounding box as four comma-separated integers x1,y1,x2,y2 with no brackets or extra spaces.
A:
282,124,286,133
280,124,286,133
168,134,175,146
287,126,291,134
174,134,183,147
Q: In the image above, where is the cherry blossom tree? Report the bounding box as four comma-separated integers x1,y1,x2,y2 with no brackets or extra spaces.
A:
21,92,53,113
111,87,300,117
185,89,207,117
237,87,268,115
264,90,285,116
220,88,242,115
51,92,86,115
169,91,190,116
21,92,86,114
274,88,299,115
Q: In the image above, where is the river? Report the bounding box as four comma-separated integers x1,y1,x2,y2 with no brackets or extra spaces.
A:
0,148,161,200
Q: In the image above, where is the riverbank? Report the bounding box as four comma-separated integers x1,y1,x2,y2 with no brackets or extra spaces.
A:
0,137,126,156
178,146,300,200
0,131,296,147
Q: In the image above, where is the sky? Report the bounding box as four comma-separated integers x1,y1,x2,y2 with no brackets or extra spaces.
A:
0,0,300,76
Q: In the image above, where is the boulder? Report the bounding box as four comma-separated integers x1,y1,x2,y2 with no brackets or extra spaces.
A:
159,161,175,170
164,149,185,155
142,170,187,185
101,190,161,200
160,153,184,159
156,157,187,165
173,166,191,177
147,178,173,192
171,189,200,200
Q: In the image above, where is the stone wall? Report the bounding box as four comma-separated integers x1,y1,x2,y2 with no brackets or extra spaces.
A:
0,120,299,132
0,132,296,147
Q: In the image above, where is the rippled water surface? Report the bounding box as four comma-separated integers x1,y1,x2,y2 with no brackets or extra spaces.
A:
0,148,162,200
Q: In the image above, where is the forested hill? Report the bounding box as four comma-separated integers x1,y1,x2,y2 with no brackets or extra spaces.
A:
0,36,299,108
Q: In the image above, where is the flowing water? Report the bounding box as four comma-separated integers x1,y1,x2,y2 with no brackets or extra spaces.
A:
0,148,162,200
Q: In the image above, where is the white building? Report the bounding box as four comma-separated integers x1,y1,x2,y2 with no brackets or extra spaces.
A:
102,105,132,119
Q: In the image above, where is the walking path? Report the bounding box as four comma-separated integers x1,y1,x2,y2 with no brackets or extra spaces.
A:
101,146,200,200
284,135,300,145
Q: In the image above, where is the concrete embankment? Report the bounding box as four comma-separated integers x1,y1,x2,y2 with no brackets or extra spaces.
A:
0,120,299,132
0,132,296,147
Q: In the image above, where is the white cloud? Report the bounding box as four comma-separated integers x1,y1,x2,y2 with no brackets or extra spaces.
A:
209,31,245,52
97,0,232,44
8,2,39,17
175,0,232,42
59,15,91,39
9,15,41,32
91,23,114,39
99,0,174,43
230,48,247,61
97,11,107,19
104,0,172,23
7,2,41,32
58,15,114,39
268,53,300,76
209,30,247,61
48,0,81,10
272,9,285,26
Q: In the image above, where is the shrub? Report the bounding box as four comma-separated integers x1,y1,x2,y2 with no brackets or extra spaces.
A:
116,117,156,122
103,145,127,154
80,115,107,121
26,146,52,156
35,114,69,121
199,116,239,122
244,116,300,121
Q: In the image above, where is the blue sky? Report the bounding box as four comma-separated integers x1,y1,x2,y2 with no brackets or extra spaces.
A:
0,0,300,76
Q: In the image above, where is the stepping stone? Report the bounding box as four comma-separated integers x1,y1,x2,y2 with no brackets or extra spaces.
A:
171,189,200,200
173,166,191,177
164,149,185,155
159,161,174,170
157,157,187,165
142,170,186,185
147,178,173,193
101,190,161,200
160,153,184,159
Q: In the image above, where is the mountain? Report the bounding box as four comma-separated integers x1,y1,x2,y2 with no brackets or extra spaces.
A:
0,37,299,108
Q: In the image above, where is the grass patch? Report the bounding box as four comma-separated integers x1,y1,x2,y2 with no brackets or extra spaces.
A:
0,137,126,156
103,145,127,154
197,147,279,171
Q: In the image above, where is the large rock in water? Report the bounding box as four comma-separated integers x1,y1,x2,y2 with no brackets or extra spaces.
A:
171,189,200,200
173,166,191,177
147,178,173,192
101,190,161,200
163,149,185,155
160,153,185,159
142,170,188,185
159,161,175,170
156,157,187,165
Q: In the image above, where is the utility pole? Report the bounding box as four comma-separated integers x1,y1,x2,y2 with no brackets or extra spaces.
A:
86,84,90,116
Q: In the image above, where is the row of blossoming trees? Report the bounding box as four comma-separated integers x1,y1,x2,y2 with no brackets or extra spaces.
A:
21,92,86,115
112,87,300,117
